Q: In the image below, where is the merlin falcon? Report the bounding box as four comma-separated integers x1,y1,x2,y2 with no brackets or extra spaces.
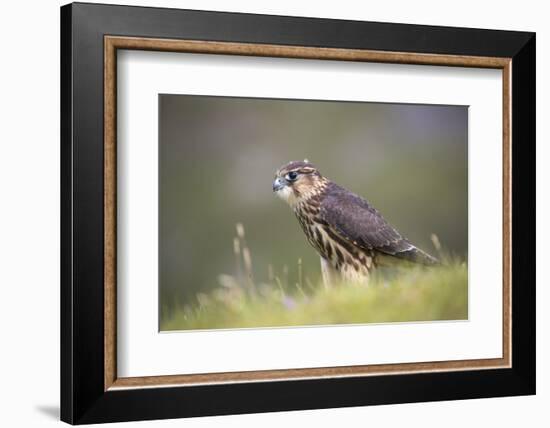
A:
273,160,438,285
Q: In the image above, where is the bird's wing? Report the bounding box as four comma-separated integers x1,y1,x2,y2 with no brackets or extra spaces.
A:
319,184,437,265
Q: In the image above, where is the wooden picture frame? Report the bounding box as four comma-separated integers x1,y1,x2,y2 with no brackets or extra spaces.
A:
61,2,535,424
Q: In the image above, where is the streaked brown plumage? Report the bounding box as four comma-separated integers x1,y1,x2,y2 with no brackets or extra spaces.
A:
273,160,438,285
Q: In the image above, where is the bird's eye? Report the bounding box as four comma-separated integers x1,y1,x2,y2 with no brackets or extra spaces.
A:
286,171,298,181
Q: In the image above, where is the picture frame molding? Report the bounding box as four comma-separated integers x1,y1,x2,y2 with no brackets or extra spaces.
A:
104,35,512,390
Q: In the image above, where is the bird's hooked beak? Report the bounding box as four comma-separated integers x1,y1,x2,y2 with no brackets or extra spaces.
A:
272,177,287,192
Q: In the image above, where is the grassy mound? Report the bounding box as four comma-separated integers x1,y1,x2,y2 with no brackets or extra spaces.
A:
160,261,467,331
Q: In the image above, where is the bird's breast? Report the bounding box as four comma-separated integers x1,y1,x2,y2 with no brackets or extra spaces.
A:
294,206,374,278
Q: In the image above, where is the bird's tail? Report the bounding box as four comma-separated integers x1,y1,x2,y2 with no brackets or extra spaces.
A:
406,247,440,265
394,246,440,266
376,246,440,267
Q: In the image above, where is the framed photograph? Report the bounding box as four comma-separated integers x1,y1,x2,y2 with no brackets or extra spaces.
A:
60,2,535,424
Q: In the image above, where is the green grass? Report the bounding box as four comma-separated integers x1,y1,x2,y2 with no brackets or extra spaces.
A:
160,224,467,331
160,260,468,332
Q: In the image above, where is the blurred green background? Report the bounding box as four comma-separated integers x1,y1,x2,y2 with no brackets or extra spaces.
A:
159,95,468,314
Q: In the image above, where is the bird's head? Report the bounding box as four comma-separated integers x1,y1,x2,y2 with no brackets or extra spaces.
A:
273,160,326,206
